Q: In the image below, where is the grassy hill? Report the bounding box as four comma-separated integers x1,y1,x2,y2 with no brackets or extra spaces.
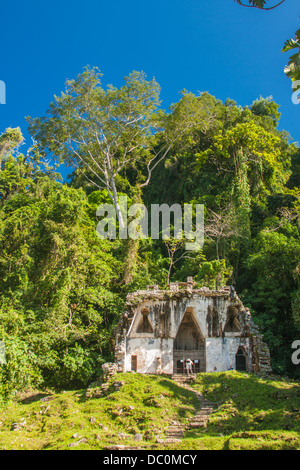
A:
0,371,299,450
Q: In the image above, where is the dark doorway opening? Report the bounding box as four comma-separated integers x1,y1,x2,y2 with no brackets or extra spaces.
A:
235,347,246,371
131,355,137,372
176,360,184,374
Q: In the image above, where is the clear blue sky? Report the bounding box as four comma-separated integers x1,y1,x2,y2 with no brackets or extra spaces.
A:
0,0,299,177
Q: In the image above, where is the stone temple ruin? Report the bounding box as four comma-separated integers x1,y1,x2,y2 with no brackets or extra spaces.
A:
114,277,272,376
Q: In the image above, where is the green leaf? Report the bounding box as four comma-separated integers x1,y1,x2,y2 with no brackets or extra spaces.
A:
282,38,300,53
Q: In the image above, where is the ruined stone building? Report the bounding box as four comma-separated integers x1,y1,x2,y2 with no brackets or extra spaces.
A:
114,278,272,375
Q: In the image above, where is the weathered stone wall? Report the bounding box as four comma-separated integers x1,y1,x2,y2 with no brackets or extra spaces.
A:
124,337,174,374
205,337,251,372
114,280,272,375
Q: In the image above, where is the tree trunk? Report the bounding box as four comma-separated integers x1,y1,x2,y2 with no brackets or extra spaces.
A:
123,238,139,285
167,258,174,285
110,175,125,230
106,154,125,231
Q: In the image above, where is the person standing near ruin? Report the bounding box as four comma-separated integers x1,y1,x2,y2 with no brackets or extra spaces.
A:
185,358,193,375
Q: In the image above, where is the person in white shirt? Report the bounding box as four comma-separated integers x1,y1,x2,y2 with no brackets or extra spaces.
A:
185,358,193,375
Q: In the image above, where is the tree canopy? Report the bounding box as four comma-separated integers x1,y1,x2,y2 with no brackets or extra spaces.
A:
0,75,299,404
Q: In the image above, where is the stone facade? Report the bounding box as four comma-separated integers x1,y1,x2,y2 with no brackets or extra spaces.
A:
114,278,272,375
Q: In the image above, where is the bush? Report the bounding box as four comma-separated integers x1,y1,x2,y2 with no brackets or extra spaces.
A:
0,337,42,405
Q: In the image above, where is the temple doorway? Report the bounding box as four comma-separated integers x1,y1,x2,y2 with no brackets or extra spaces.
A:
173,309,205,373
235,346,247,371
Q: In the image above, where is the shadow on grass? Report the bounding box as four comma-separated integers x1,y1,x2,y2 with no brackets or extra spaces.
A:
192,371,300,434
157,377,199,417
75,389,89,403
100,373,199,423
222,433,300,450
19,392,53,405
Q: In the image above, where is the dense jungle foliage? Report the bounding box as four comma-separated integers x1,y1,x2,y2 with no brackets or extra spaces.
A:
0,70,299,404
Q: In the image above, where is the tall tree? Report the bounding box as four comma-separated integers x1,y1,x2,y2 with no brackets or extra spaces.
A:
0,127,23,168
27,67,161,229
139,91,222,189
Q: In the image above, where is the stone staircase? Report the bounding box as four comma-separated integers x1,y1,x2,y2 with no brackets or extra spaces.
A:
163,375,215,444
171,373,196,384
163,421,185,443
188,392,214,430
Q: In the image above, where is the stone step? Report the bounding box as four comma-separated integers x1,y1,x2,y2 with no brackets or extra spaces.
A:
171,375,196,381
167,429,184,434
173,373,203,378
163,438,182,443
191,416,209,421
167,428,184,432
161,377,217,444
174,380,193,383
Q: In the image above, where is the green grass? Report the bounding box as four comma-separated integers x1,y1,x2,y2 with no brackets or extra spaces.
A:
193,371,300,435
0,373,198,450
0,371,299,450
